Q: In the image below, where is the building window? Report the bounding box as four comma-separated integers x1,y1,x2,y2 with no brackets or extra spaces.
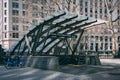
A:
90,14,92,17
85,2,88,6
118,36,120,42
12,2,19,8
105,43,108,50
80,7,83,11
90,0,93,6
80,0,83,6
95,43,98,51
12,33,19,38
32,6,38,11
105,36,108,41
110,43,112,49
95,14,97,18
12,25,19,31
99,0,102,5
32,13,39,17
22,11,25,16
4,2,7,8
90,8,93,13
100,43,103,50
32,19,38,25
41,0,47,4
4,10,7,15
95,36,98,41
90,43,94,50
32,0,38,3
4,17,7,23
5,33,7,38
95,2,97,7
80,43,84,50
104,9,107,13
100,0,102,2
85,8,88,13
85,43,88,50
12,10,19,15
100,36,103,41
12,17,19,23
95,10,97,13
4,25,7,30
100,15,102,19
73,0,76,4
109,37,112,41
22,19,29,24
91,35,94,38
23,26,29,31
100,9,102,13
117,10,119,14
22,4,28,9
22,11,28,16
85,14,88,16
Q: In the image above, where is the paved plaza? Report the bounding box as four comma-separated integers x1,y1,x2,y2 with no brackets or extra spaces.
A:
0,59,120,80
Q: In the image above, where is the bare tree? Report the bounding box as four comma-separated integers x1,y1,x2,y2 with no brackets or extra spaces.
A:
62,0,78,12
24,0,61,18
104,0,120,55
52,0,63,10
22,0,80,22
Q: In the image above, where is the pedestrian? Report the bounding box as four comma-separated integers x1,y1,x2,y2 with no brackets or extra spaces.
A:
19,56,23,68
7,58,13,67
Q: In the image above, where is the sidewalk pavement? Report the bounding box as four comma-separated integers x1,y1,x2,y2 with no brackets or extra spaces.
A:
0,59,120,80
100,58,120,75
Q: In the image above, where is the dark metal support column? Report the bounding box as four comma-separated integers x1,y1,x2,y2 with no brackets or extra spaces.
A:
31,25,43,54
72,29,84,55
65,38,73,54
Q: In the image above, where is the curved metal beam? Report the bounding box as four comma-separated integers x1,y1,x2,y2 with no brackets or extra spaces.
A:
10,11,98,56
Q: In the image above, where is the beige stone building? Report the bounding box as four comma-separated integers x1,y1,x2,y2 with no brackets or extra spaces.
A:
77,0,120,55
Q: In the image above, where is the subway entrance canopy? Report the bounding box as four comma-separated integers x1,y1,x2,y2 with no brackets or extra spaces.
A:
10,10,106,56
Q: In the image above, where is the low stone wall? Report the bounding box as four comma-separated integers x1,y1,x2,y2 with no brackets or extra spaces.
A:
100,59,120,65
22,56,59,70
99,54,113,59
